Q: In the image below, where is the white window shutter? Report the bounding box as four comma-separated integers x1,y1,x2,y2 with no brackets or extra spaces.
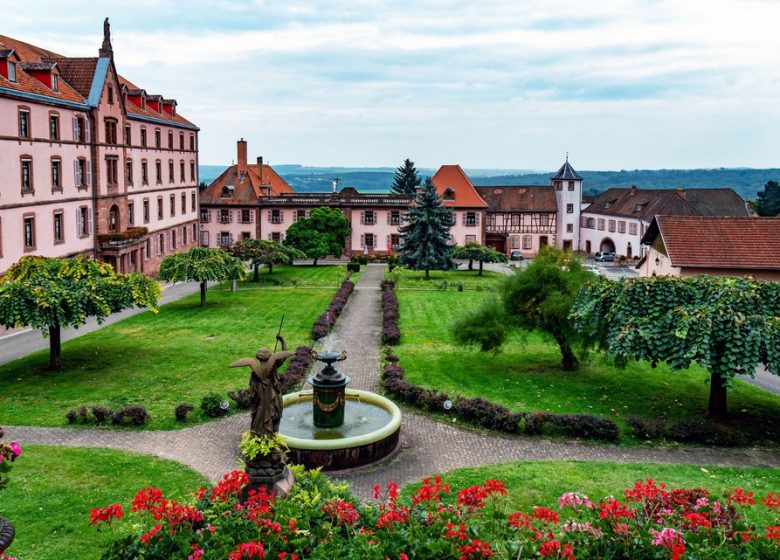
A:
74,160,79,186
360,211,365,225
281,233,285,242
76,208,82,235
360,234,365,248
72,116,78,141
87,209,93,234
475,212,480,226
84,118,91,143
86,161,92,188
279,210,284,221
249,211,254,223
461,212,466,226
267,210,272,221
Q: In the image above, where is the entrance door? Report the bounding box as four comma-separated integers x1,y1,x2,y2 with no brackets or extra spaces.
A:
585,240,591,253
485,234,506,254
539,236,549,247
563,240,572,251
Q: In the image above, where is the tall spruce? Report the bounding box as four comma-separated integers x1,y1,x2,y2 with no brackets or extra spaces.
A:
390,158,422,195
398,177,455,279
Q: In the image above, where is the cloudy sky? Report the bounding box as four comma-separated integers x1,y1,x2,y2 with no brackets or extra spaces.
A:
5,0,779,170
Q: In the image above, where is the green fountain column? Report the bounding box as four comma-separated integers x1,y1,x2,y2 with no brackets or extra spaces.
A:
309,351,350,429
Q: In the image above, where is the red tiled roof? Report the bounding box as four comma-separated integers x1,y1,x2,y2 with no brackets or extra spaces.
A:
475,185,557,213
42,57,99,97
651,216,780,270
431,165,488,208
200,163,295,206
118,76,195,127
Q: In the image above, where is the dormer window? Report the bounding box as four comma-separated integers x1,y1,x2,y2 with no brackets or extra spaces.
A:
221,185,234,197
51,74,58,92
634,204,644,212
443,187,455,201
8,62,16,82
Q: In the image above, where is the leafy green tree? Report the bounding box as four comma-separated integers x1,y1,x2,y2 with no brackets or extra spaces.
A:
570,276,780,419
755,180,780,216
390,158,422,195
283,207,350,265
0,255,160,370
398,178,455,279
159,247,245,307
452,242,508,276
230,239,304,280
453,247,592,370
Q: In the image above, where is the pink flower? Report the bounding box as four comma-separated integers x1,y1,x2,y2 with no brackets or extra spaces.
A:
693,497,709,511
9,442,21,456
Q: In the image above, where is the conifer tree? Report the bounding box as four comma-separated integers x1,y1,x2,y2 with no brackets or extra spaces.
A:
398,178,455,279
390,158,422,195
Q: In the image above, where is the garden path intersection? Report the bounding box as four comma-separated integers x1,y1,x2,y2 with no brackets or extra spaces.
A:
4,264,780,501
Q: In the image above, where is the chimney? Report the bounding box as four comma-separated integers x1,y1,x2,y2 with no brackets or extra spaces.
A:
256,156,263,182
237,138,248,174
629,185,637,195
676,188,686,200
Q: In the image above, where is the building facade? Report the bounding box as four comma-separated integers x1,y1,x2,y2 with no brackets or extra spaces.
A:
0,21,199,276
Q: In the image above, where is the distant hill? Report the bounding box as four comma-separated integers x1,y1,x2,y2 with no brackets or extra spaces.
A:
199,165,779,200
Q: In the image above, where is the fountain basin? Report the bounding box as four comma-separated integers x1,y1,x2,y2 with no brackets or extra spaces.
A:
280,389,401,471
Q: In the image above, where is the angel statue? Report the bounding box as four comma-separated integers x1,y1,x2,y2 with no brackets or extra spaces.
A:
230,335,294,437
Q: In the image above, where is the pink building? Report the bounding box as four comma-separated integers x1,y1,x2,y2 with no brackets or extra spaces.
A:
0,20,199,276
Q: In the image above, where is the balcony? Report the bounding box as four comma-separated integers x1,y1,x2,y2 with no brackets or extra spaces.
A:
98,227,148,249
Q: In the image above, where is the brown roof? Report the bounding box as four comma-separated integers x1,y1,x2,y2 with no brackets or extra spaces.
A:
475,185,557,213
200,163,295,206
586,187,750,222
42,57,99,97
647,216,780,270
431,165,488,208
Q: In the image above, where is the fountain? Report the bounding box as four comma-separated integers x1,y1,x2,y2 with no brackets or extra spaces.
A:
279,335,402,470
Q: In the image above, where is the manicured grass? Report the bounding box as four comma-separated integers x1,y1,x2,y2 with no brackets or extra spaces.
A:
387,267,506,290
0,287,332,429
394,290,780,445
1,445,207,560
227,264,360,288
401,460,780,525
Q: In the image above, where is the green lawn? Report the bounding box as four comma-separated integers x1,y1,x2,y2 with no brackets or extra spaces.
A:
401,460,780,525
227,264,360,288
387,267,506,290
1,445,207,560
395,290,780,445
0,287,332,429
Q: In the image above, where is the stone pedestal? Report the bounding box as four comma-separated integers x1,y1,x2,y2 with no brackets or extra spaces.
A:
242,465,295,501
309,352,350,429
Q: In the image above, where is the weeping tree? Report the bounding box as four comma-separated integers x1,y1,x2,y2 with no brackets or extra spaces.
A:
159,247,246,307
453,246,592,371
398,178,455,279
452,242,508,275
390,158,422,195
570,276,780,420
0,255,160,370
230,239,305,280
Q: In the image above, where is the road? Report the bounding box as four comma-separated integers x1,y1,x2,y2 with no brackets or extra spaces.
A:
0,281,203,367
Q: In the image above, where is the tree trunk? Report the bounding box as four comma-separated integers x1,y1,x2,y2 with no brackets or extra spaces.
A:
425,268,430,280
268,262,273,274
313,258,318,266
253,264,259,282
468,259,473,270
708,371,728,420
48,324,62,370
556,336,579,371
478,260,484,276
200,281,207,307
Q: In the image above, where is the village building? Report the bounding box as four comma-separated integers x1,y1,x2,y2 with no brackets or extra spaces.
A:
638,216,780,281
0,21,200,276
579,186,751,259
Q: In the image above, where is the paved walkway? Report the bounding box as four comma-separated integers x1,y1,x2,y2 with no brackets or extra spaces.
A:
4,263,780,501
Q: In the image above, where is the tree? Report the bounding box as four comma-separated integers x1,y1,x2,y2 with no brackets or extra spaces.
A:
230,239,305,280
452,242,508,276
570,276,780,420
755,180,780,216
159,247,246,307
283,207,350,265
390,158,422,195
0,255,160,370
453,246,592,371
398,178,455,279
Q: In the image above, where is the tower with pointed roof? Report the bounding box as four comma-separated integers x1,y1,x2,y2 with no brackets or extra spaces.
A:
551,155,583,252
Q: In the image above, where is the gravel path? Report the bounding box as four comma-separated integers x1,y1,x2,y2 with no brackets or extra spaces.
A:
4,263,779,501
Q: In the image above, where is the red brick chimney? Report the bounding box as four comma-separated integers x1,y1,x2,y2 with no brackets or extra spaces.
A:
237,138,248,174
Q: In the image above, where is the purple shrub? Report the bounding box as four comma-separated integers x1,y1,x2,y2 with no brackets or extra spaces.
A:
312,278,355,340
380,281,400,345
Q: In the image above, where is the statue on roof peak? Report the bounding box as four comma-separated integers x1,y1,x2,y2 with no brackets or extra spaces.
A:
100,17,113,58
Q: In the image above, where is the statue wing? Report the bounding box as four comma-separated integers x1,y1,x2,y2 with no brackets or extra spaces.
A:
229,357,259,370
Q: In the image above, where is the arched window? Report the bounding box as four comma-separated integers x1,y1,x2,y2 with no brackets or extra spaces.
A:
522,235,532,250
443,188,455,201
108,204,120,232
510,236,520,249
626,242,633,258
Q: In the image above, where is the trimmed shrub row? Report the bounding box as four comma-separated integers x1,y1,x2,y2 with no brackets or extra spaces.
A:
627,415,745,447
380,280,400,344
279,345,316,393
66,405,150,427
312,276,355,340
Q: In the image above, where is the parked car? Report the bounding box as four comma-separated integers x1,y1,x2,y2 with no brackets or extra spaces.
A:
510,250,524,261
594,251,615,262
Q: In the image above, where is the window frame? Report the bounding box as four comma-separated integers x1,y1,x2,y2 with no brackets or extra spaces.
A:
23,213,36,250
20,156,34,193
18,107,30,139
53,209,64,244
